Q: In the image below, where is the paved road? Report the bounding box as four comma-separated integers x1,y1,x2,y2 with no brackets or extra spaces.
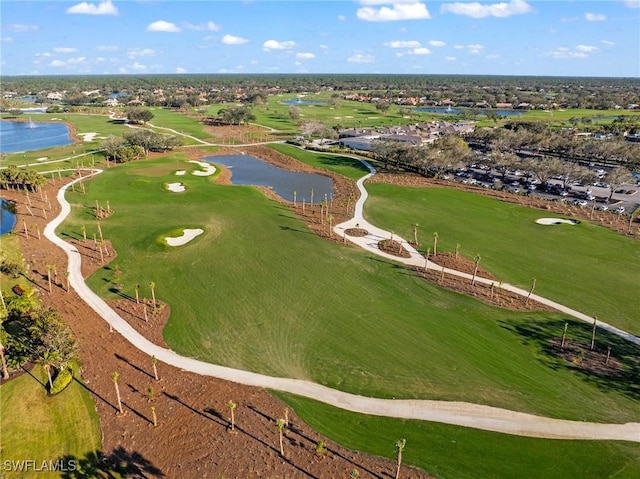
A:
44,167,640,442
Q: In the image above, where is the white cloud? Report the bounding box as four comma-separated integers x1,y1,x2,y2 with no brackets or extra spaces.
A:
453,44,464,49
320,44,329,50
67,56,87,64
429,40,446,47
386,40,422,48
348,53,375,63
50,60,67,67
222,34,249,45
183,21,221,31
147,21,181,32
444,56,457,61
440,0,531,18
601,40,615,47
576,44,597,52
585,13,606,22
54,47,78,53
96,45,118,52
127,48,155,59
95,57,106,63
338,14,347,21
35,52,52,58
131,62,147,70
263,40,295,51
410,47,430,55
296,52,316,59
1,37,14,43
623,0,640,7
546,46,594,59
7,24,39,32
357,2,431,22
66,0,117,15
176,67,187,73
467,44,485,54
486,53,500,59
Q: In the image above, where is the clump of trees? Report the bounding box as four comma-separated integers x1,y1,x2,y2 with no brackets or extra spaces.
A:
125,107,154,124
101,129,182,163
0,166,47,191
215,105,255,125
1,299,77,392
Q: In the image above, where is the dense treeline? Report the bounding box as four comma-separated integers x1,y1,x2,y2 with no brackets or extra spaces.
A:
2,74,640,110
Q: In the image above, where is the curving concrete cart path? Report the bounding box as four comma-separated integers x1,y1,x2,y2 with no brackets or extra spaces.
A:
44,168,640,443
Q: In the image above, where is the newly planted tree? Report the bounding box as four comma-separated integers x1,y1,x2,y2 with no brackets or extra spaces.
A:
151,355,159,381
111,372,123,414
276,418,286,456
394,438,406,479
228,400,236,431
150,282,156,309
432,232,438,256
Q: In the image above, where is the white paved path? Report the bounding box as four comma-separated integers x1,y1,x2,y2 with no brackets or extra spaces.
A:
44,168,640,443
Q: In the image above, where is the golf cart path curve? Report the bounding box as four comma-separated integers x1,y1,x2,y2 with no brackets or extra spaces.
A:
45,168,640,443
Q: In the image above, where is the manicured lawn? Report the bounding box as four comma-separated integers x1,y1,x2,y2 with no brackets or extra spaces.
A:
268,143,370,180
277,393,640,479
0,365,102,479
363,184,640,335
59,157,640,423
144,108,214,141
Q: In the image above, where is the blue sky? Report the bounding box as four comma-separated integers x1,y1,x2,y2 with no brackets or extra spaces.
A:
1,0,639,77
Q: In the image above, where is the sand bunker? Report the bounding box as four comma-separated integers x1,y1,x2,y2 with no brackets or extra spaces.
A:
536,218,578,225
166,182,186,192
190,160,216,176
36,157,48,162
175,170,186,176
165,228,204,246
78,132,98,142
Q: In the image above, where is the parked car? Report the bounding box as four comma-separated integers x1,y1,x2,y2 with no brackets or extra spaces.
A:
572,199,588,207
612,206,626,214
595,204,609,211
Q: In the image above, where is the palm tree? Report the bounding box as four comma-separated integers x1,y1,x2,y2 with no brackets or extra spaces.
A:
41,350,59,390
149,282,156,309
228,400,236,431
276,418,286,456
394,438,406,479
151,355,159,381
111,372,123,414
0,337,10,380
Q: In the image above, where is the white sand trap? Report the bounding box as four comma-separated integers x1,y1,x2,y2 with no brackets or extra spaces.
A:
78,132,98,142
166,182,186,192
36,157,48,162
175,170,186,176
536,218,578,225
165,228,204,246
189,160,216,176
345,115,354,118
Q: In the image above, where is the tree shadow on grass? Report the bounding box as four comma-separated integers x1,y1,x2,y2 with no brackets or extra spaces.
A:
57,447,163,478
499,316,640,401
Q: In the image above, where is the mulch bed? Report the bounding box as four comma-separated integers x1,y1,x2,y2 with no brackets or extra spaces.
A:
549,338,624,377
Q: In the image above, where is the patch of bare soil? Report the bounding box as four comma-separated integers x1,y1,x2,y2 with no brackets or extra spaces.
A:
3,178,434,479
549,338,624,377
378,239,412,258
345,228,369,237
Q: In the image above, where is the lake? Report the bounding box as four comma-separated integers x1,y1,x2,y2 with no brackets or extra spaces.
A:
1,199,17,236
282,99,327,105
206,154,334,202
413,107,524,117
0,119,73,153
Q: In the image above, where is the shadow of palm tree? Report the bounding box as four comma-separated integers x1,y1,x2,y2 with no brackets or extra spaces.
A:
57,447,163,478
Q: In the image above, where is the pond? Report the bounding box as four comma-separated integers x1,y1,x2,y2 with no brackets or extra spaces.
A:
413,107,524,117
1,199,17,236
0,119,73,153
282,99,327,105
206,154,333,202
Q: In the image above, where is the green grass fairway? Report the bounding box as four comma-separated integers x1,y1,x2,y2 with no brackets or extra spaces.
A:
268,143,370,179
277,393,640,479
0,365,102,479
144,108,214,141
364,184,640,335
59,156,640,423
